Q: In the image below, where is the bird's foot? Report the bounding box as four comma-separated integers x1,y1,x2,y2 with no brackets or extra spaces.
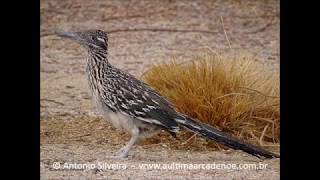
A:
108,155,128,160
109,148,129,160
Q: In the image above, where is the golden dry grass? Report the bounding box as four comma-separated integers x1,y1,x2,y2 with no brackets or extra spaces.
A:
142,51,279,149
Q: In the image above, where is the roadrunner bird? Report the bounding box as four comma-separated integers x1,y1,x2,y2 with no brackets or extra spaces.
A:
56,29,280,159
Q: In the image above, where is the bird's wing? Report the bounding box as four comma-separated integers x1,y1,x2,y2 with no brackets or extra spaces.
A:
102,68,180,132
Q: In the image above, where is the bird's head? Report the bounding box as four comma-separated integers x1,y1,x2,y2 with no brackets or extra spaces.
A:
56,29,108,51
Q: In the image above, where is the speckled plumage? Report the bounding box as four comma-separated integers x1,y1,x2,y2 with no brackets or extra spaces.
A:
87,47,180,138
57,29,279,159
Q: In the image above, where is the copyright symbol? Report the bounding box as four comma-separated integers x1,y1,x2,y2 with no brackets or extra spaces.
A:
52,162,60,170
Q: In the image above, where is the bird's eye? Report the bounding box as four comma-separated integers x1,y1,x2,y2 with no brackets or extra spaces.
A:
91,36,96,41
97,37,105,43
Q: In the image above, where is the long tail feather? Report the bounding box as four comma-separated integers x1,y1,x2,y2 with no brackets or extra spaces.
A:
175,116,280,158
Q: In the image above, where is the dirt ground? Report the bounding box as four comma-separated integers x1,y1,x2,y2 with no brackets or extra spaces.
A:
40,0,280,179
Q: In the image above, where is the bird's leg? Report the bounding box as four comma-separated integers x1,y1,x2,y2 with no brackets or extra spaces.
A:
114,129,140,159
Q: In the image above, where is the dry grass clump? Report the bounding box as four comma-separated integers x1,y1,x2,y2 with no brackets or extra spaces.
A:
142,52,279,148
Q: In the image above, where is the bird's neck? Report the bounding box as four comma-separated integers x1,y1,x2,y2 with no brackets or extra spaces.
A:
86,48,112,80
87,48,111,67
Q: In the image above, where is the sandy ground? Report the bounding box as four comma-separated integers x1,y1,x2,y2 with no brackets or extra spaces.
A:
40,0,280,179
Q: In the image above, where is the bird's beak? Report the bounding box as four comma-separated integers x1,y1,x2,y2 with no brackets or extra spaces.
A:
56,31,79,41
